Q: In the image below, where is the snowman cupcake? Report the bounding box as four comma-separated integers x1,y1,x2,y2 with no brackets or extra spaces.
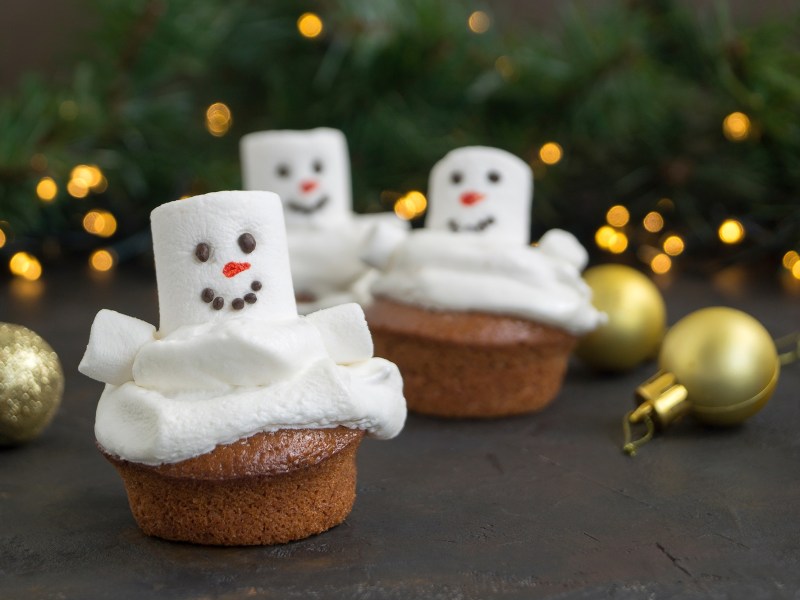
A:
79,191,406,545
240,128,403,313
363,146,605,418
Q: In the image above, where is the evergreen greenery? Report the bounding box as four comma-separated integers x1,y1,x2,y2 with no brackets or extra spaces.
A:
0,0,798,269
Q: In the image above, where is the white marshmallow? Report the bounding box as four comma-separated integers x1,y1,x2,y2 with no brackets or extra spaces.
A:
150,191,297,336
426,146,533,245
537,228,589,271
78,309,156,385
360,219,410,270
240,128,352,229
305,303,374,364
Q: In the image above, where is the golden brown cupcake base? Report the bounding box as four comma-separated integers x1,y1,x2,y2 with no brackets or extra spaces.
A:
366,298,577,419
101,427,364,546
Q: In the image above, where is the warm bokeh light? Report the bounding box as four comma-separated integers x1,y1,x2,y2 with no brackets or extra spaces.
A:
90,249,116,272
205,102,232,137
394,190,428,220
662,234,685,256
67,178,89,198
495,56,514,80
71,165,103,188
607,231,628,254
297,12,323,38
656,197,674,212
538,142,563,166
650,253,672,275
718,219,745,244
783,250,799,271
0,229,5,249
9,252,42,281
793,261,800,281
36,177,58,202
595,225,615,249
723,111,751,142
643,211,664,233
83,210,118,237
468,10,491,33
605,205,630,228
59,100,78,120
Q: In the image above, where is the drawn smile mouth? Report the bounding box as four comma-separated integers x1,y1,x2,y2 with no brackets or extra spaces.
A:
286,195,329,215
447,216,496,232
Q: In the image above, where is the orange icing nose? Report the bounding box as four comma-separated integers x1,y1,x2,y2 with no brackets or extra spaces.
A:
460,191,485,206
223,262,251,278
300,180,318,193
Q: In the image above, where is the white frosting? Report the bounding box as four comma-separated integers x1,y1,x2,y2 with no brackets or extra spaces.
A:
80,191,406,465
370,229,605,335
94,314,405,465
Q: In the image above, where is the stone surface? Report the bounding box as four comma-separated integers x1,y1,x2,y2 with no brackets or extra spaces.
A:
2,264,800,598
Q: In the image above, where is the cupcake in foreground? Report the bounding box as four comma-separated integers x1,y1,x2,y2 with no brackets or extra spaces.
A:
362,146,605,419
79,191,406,545
240,127,405,313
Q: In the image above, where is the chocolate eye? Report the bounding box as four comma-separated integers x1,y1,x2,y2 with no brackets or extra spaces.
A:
312,159,323,173
450,171,463,184
487,171,501,183
238,232,256,254
195,242,210,262
276,164,290,178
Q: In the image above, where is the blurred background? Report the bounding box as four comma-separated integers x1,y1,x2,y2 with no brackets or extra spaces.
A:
0,0,798,287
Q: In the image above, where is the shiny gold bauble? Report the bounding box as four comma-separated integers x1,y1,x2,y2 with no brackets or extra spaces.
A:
0,323,64,445
659,307,779,426
576,264,667,371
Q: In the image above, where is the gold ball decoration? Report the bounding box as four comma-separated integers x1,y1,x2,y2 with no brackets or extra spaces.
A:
576,264,667,371
0,323,64,445
660,307,778,426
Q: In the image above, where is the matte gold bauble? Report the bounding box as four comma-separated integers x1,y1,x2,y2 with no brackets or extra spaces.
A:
624,307,780,455
0,323,64,445
576,264,666,371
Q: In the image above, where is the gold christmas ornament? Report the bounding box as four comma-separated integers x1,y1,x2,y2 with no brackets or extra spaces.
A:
0,323,64,445
623,307,787,456
576,264,666,371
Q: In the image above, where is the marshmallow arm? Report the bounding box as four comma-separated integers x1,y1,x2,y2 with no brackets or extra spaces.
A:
360,220,409,270
304,303,373,364
79,310,156,385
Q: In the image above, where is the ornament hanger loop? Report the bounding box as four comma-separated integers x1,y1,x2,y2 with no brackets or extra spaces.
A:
622,410,655,456
776,333,800,366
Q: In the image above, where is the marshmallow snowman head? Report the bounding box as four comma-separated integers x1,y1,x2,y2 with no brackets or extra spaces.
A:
426,146,533,244
151,191,297,336
240,128,352,229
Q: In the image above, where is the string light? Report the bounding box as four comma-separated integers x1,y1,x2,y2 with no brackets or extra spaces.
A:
662,234,685,256
205,102,232,137
0,229,5,248
595,225,627,253
67,178,89,198
9,252,42,281
650,253,672,275
723,112,751,142
783,251,799,271
394,191,428,220
90,249,116,272
718,219,745,244
67,164,105,198
82,210,118,237
538,142,563,166
793,262,800,281
468,11,491,34
643,211,664,233
605,205,630,228
495,56,514,80
36,177,58,202
297,12,323,38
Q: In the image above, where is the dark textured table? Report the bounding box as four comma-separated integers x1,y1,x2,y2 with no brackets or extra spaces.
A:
2,264,800,599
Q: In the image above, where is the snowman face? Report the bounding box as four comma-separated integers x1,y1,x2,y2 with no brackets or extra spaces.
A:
151,191,297,335
240,128,352,229
426,146,533,244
